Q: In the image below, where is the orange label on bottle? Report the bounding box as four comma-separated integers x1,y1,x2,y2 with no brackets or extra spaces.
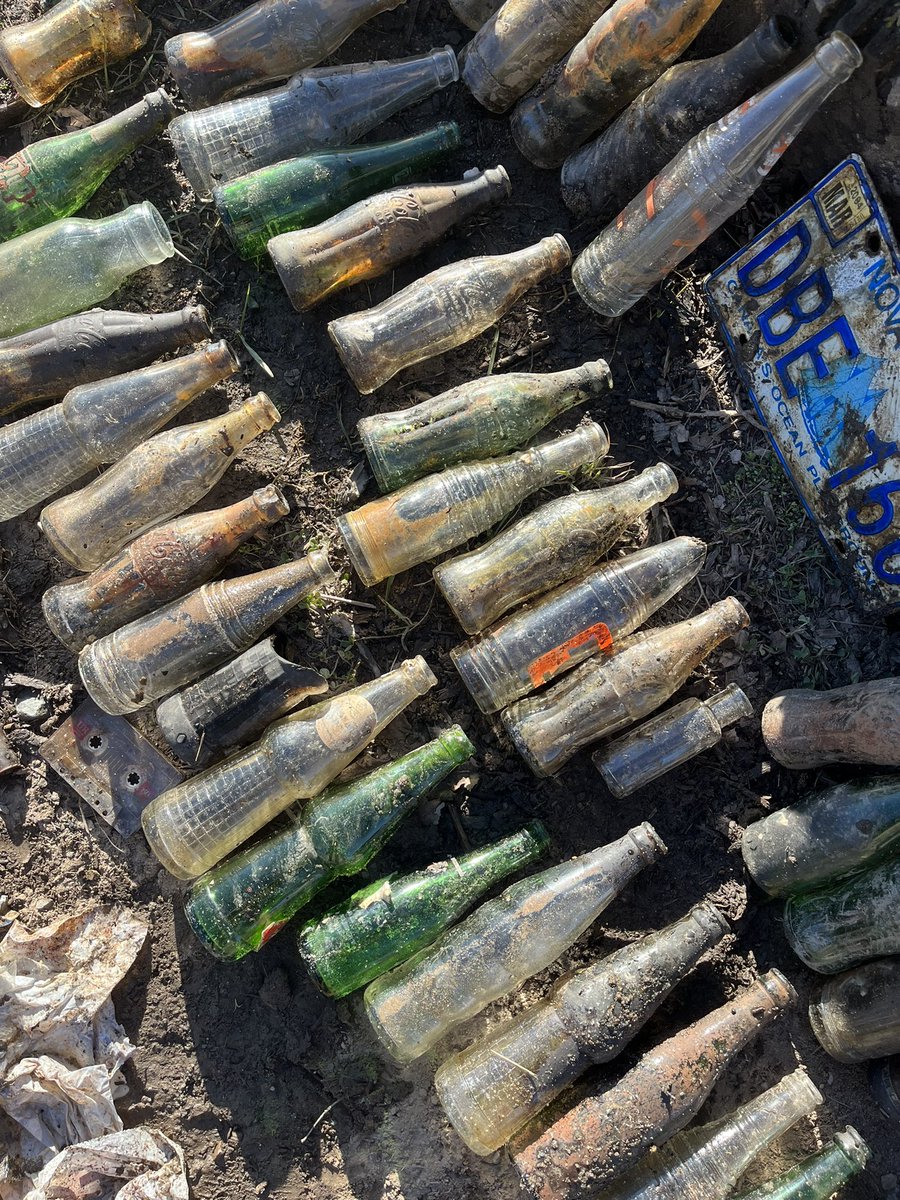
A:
527,622,614,688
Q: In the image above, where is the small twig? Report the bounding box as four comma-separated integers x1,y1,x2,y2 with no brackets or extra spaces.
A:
490,1050,539,1080
299,1099,343,1144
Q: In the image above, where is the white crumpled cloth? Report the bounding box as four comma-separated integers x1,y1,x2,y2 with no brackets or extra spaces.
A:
22,1127,189,1200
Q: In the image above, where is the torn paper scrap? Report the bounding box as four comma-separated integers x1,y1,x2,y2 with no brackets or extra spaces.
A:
21,1127,189,1200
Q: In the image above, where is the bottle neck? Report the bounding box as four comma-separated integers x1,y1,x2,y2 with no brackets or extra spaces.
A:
344,122,461,179
219,483,290,539
703,1073,822,1182
524,421,609,484
86,89,175,163
204,551,334,647
90,202,174,273
710,16,797,82
455,822,550,896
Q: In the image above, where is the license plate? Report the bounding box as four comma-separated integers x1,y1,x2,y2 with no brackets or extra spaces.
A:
706,156,900,612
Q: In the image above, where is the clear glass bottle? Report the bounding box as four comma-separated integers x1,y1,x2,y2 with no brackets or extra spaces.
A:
810,958,900,1062
761,677,900,770
732,1128,870,1200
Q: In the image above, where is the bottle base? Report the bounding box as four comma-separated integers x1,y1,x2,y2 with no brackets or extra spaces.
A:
363,985,420,1063
434,1061,502,1156
184,885,250,961
327,317,383,394
336,512,383,588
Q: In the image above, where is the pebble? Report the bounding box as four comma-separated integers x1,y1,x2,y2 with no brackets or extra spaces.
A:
16,695,49,723
34,896,53,912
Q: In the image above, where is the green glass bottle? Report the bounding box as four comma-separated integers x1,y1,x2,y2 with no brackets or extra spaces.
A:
0,90,175,242
213,122,462,259
297,821,550,997
185,726,476,960
731,1127,870,1200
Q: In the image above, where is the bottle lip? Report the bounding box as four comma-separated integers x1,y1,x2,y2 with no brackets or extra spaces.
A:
245,391,281,430
690,900,731,940
402,655,439,695
647,460,680,497
206,339,240,374
816,31,864,78
183,303,212,340
781,1068,824,1110
718,595,751,631
759,966,798,1009
706,684,753,730
761,15,799,61
337,510,382,586
305,548,338,591
251,483,290,522
433,45,460,86
436,723,476,759
146,87,178,121
834,1125,871,1167
630,821,668,862
486,163,512,197
540,232,572,269
128,201,175,266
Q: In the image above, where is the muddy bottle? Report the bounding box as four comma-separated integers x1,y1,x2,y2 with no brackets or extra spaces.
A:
503,597,749,777
512,969,797,1200
365,823,667,1062
0,340,238,523
741,776,900,898
42,485,289,653
339,421,608,586
0,305,211,417
435,901,729,1155
594,684,753,798
449,0,503,30
359,359,610,493
463,0,615,113
571,35,863,318
0,0,151,108
0,202,175,339
329,233,571,393
156,637,328,767
733,1128,870,1200
270,166,512,313
141,656,437,879
39,393,280,572
761,677,900,769
453,537,705,714
184,726,475,959
169,49,459,197
214,123,461,260
511,0,724,168
561,17,797,221
164,0,408,108
0,91,175,242
435,463,679,634
810,958,900,1062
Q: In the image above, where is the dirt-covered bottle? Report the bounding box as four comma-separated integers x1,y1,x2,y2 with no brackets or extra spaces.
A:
809,958,900,1063
448,0,503,30
761,677,900,769
732,1128,870,1200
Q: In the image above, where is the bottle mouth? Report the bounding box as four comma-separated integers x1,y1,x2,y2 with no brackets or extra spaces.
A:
306,548,338,591
648,460,680,497
763,15,799,60
246,391,281,430
542,233,572,269
437,723,476,760
691,900,731,940
631,821,668,862
759,966,799,1009
206,339,241,374
433,45,460,86
816,31,864,79
183,303,212,340
252,483,290,522
147,88,178,121
402,655,439,696
834,1126,870,1167
128,201,175,266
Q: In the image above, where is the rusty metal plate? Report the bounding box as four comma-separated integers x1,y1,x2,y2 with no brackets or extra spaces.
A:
41,699,182,836
706,155,900,612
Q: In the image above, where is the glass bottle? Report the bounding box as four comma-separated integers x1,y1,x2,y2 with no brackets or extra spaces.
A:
329,232,571,393
0,340,238,522
510,0,724,168
184,726,476,959
214,123,461,260
503,596,749,777
571,35,863,317
449,0,503,30
359,358,610,492
141,656,437,879
0,90,175,242
0,202,175,339
732,1128,870,1200
0,304,211,416
298,822,550,997
42,485,290,653
741,775,900,898
869,1057,900,1122
512,969,797,1200
164,0,409,108
594,684,753,797
0,0,151,108
364,823,667,1062
435,901,729,1154
434,462,678,634
561,17,797,221
270,166,512,313
339,421,608,585
761,677,900,770
810,958,900,1062
169,49,459,197
453,536,706,714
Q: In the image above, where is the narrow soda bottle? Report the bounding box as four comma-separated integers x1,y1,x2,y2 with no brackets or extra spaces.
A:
156,637,328,766
0,305,211,416
164,0,408,108
741,776,900,897
0,91,175,242
732,1128,870,1200
184,726,476,958
329,233,572,393
761,677,900,769
810,958,900,1062
214,123,462,260
0,340,239,522
503,597,749,777
42,485,290,652
512,969,797,1200
169,49,459,197
358,359,610,492
364,823,667,1062
78,550,336,716
449,0,503,30
39,394,280,572
510,0,724,168
270,167,512,312
298,822,551,997
0,202,175,339
571,35,863,317
339,422,608,586
594,684,753,797
434,901,729,1154
561,17,797,220
0,0,151,108
453,537,706,714
141,656,437,879
783,856,900,974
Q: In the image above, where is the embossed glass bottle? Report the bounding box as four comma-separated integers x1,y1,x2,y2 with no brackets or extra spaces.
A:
732,1128,870,1200
810,958,900,1062
761,677,900,769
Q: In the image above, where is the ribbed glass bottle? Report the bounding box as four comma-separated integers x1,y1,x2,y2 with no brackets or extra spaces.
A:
731,1128,870,1200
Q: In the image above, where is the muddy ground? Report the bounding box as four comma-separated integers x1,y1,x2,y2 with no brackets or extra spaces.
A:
1,0,899,1196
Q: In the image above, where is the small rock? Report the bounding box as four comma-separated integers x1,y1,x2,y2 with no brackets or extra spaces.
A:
16,695,49,723
34,896,53,912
